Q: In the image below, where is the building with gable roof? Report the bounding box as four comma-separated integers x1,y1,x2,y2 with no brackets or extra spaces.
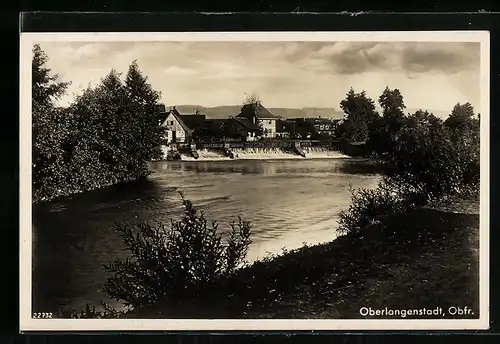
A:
160,107,206,144
236,102,280,138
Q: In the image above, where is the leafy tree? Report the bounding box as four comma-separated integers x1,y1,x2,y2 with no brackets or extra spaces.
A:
125,60,164,162
379,87,406,118
32,44,71,201
32,44,70,109
378,87,406,134
69,69,142,186
444,102,480,185
370,87,408,159
337,88,379,142
444,102,478,143
33,52,167,202
445,102,475,128
386,110,463,197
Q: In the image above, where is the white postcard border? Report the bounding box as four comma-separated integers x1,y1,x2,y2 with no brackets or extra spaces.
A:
19,30,491,332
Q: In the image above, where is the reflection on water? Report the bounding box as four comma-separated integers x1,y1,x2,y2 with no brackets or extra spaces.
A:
32,158,380,313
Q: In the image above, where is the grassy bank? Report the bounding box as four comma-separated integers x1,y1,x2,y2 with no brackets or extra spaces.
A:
123,194,478,320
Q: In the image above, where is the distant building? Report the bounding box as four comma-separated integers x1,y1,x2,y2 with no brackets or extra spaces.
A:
160,107,206,144
194,118,227,141
276,119,296,138
236,103,280,138
223,117,262,142
312,118,341,137
288,118,315,139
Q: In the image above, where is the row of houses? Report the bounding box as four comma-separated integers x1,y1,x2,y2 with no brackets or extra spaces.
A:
156,102,341,144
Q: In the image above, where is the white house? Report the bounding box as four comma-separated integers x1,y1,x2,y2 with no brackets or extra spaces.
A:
159,107,206,144
236,102,279,139
161,110,189,144
158,107,206,159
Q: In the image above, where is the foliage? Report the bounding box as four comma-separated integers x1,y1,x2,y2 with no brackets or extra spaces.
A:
337,88,380,142
58,302,129,319
338,177,429,236
103,195,252,308
369,87,408,160
124,60,164,162
32,44,72,201
32,45,164,202
32,44,71,109
338,93,480,236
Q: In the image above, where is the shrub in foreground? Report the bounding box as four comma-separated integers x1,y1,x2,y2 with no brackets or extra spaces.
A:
337,176,429,236
103,195,252,309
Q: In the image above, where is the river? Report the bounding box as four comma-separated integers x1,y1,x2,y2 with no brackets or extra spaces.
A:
32,157,381,313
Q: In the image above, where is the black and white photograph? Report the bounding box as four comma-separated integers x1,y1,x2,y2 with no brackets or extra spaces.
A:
20,31,489,331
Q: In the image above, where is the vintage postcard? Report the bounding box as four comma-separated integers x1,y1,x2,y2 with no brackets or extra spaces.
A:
20,31,490,331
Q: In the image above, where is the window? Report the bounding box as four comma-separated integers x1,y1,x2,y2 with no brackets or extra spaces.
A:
269,120,272,124
170,121,174,125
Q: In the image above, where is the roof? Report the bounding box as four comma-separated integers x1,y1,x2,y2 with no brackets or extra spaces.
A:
157,111,169,125
231,117,262,131
178,114,206,130
160,108,205,132
276,119,294,132
202,118,227,128
237,103,280,119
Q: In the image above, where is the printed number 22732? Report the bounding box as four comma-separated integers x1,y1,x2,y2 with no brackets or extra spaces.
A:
33,312,53,319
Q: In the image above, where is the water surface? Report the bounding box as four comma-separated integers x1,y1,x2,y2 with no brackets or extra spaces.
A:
32,158,380,313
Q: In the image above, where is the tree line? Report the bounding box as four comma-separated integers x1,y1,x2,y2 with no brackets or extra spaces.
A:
32,44,164,202
336,87,480,235
336,87,480,195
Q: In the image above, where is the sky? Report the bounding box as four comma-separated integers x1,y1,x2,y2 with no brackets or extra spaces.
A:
38,41,481,114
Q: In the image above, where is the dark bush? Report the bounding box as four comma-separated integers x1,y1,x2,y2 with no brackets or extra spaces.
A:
337,176,429,236
103,196,252,309
383,110,479,198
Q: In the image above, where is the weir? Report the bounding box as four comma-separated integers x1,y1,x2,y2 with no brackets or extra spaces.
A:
163,141,349,161
189,144,199,159
175,147,348,161
292,142,306,158
223,143,235,159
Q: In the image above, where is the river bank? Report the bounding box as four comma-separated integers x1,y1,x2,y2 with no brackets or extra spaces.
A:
32,174,150,204
127,194,479,319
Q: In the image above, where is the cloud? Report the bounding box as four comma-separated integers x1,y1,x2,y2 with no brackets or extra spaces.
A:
401,42,480,74
38,40,481,112
306,42,479,76
163,66,198,76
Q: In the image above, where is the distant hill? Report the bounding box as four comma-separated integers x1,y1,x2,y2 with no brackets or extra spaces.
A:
172,105,345,120
170,105,451,120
